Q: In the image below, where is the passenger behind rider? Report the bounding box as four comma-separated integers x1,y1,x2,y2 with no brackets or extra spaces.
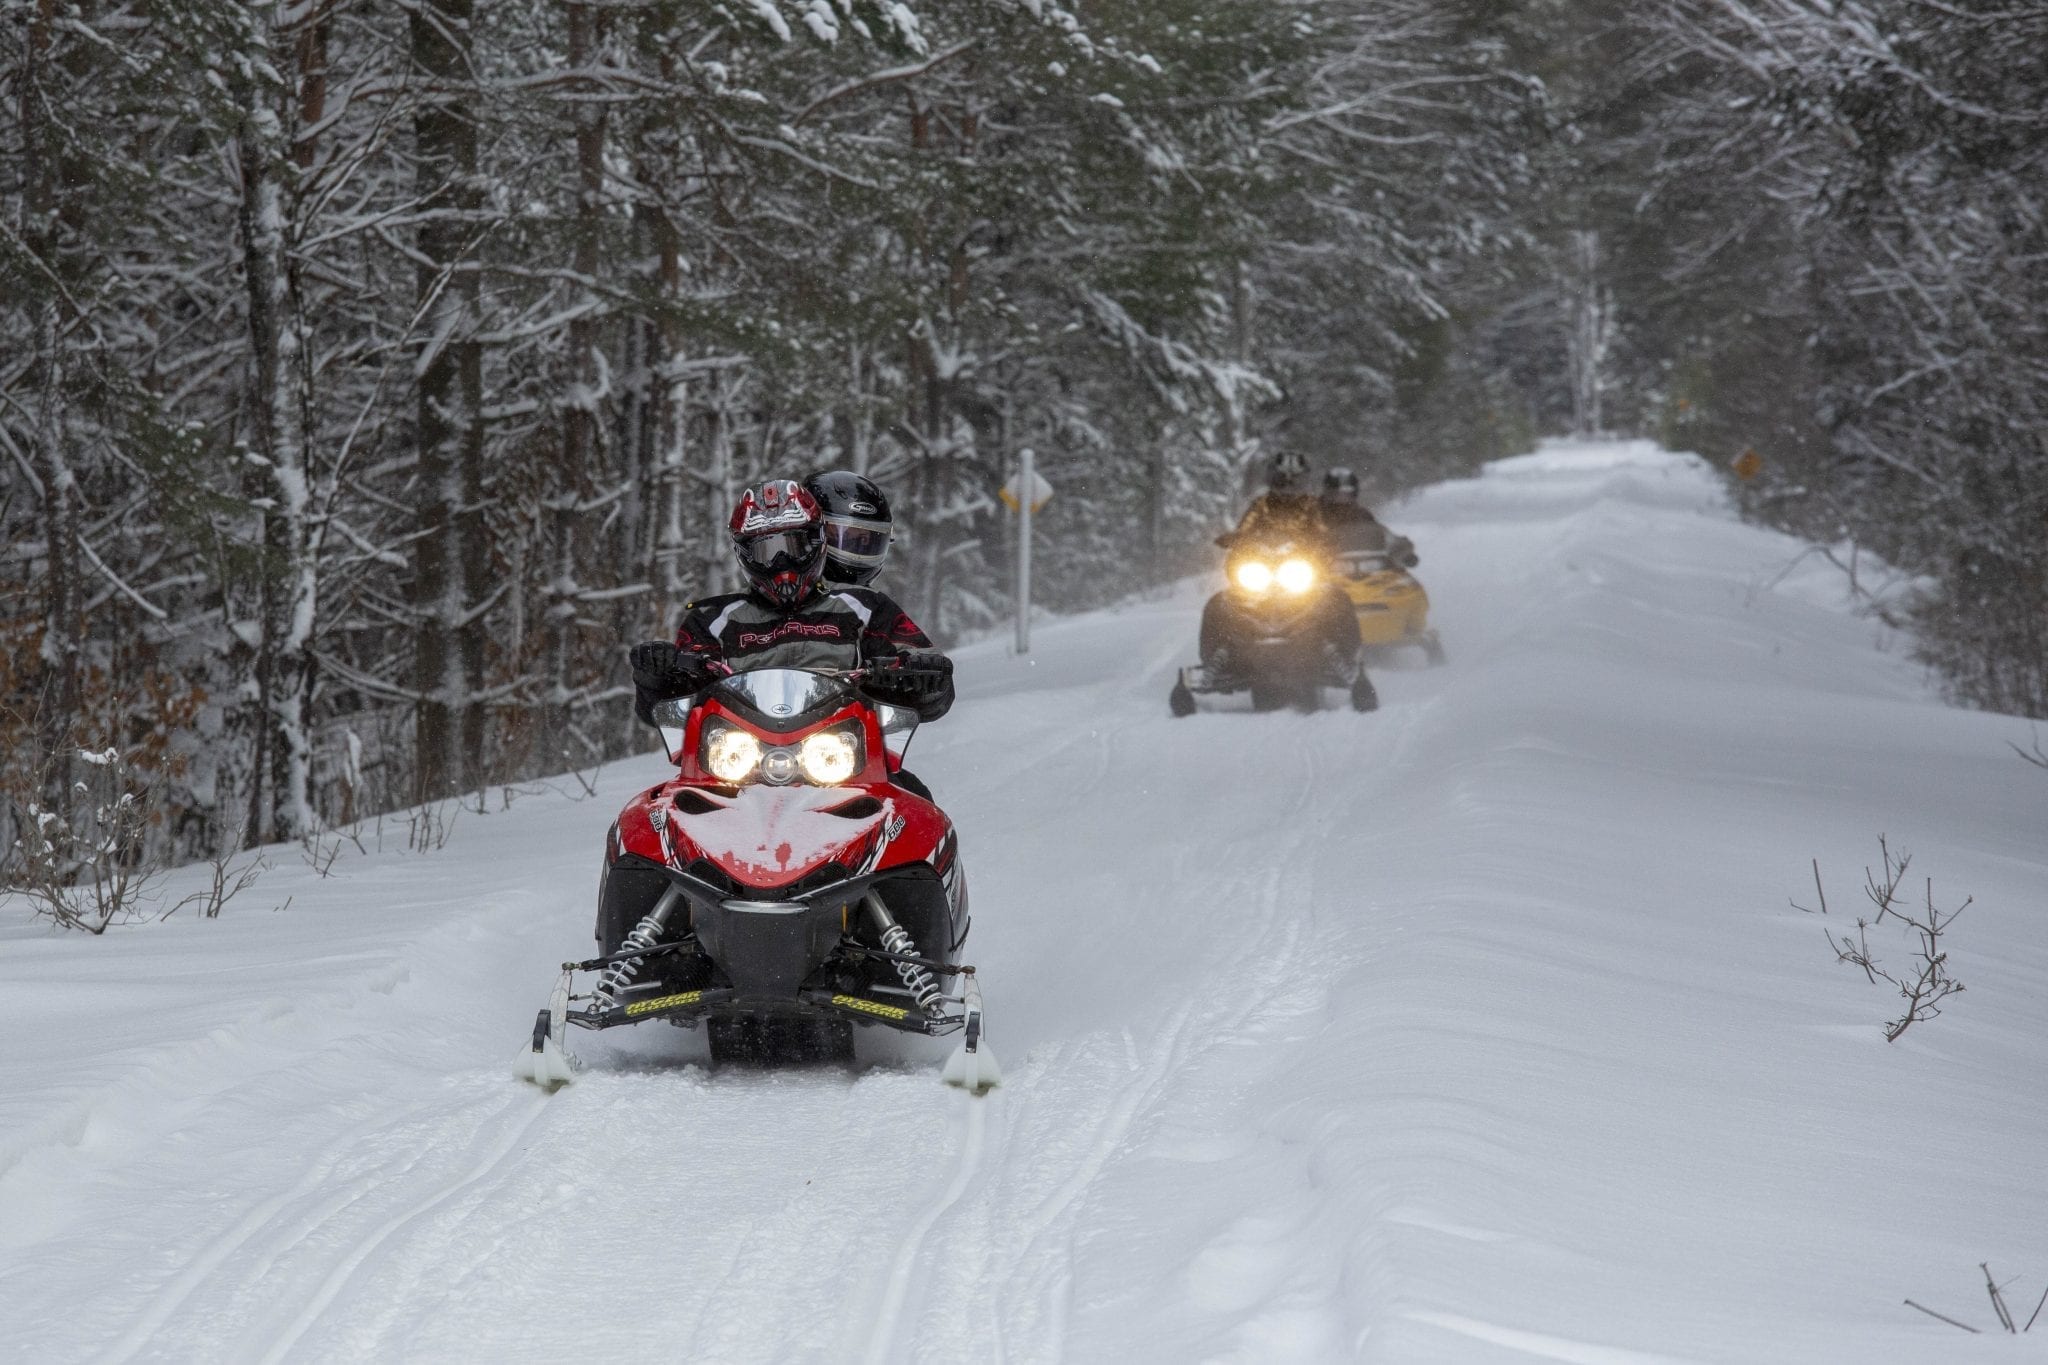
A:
1318,465,1417,568
627,476,950,798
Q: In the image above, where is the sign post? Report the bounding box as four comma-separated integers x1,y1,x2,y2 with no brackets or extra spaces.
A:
1015,447,1034,655
1001,451,1052,655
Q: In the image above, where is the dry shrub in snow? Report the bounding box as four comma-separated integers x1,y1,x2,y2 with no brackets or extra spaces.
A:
171,829,268,920
5,744,165,933
1795,837,1970,1042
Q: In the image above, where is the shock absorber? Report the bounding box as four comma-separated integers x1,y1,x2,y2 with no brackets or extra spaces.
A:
595,883,684,1006
863,891,945,1018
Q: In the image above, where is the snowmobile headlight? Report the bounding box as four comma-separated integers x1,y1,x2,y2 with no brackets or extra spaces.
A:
1234,560,1274,593
761,747,801,785
1276,558,1316,594
798,729,860,785
703,724,763,783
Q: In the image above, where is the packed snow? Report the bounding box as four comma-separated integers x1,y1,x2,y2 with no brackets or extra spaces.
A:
4,439,2044,1363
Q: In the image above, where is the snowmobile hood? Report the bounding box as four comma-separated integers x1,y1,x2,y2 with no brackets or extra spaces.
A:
673,784,905,889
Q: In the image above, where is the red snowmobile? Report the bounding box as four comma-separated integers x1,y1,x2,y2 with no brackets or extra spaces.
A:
514,666,998,1092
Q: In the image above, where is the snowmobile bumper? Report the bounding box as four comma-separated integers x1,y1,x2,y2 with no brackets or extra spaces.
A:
692,898,842,1000
547,932,982,1040
517,862,995,1088
1180,638,1355,696
515,927,995,1089
567,982,967,1037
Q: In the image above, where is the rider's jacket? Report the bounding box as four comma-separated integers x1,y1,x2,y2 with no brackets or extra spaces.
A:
1234,491,1330,548
672,586,954,721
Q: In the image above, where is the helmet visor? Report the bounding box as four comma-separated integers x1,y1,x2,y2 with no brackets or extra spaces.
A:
823,518,890,566
736,528,823,577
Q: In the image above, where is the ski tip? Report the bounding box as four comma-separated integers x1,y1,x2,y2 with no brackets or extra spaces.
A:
941,1042,1002,1094
513,1037,579,1091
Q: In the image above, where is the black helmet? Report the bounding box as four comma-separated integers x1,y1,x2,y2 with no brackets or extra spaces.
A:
1268,450,1309,492
728,479,827,607
803,470,893,587
1322,465,1359,502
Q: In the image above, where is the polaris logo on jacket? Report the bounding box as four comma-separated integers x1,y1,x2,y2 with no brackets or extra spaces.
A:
675,587,936,679
736,620,846,649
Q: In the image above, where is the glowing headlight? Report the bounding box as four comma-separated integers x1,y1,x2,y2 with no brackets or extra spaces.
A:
798,730,859,785
1234,561,1274,593
1276,558,1316,593
703,725,762,782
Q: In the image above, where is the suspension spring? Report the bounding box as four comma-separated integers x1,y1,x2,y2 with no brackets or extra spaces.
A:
864,892,944,1017
596,884,683,1006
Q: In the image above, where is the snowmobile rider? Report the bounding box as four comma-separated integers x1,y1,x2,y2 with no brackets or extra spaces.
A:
627,479,953,740
1319,465,1418,567
1201,450,1360,679
1230,450,1329,545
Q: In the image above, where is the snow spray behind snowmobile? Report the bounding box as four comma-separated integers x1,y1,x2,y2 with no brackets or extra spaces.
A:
514,667,998,1092
1171,532,1377,716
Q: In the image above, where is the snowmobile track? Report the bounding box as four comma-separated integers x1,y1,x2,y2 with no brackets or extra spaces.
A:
250,1092,549,1364
881,728,1340,1363
90,1094,450,1365
858,1094,991,1365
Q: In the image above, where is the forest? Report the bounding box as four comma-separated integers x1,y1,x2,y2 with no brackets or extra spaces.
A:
3,0,2043,879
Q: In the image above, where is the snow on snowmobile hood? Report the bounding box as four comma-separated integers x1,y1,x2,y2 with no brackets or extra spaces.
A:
680,785,902,888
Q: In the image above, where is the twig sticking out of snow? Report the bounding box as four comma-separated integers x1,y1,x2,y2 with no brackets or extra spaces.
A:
2012,725,2048,771
1983,1263,2017,1334
1802,836,1971,1042
1902,1298,1979,1333
1901,1263,2042,1335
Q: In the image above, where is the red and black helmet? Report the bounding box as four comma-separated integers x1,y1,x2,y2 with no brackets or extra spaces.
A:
729,479,827,608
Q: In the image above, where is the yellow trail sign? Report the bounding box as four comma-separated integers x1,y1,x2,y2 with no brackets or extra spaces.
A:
1000,468,1053,514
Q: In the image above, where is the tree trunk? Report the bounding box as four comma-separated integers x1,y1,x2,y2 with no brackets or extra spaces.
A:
543,0,611,766
21,0,82,799
1567,229,1612,437
410,0,488,801
236,8,319,842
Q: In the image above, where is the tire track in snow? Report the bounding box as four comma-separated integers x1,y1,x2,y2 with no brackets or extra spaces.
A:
994,703,1433,1359
831,636,1171,1359
90,1097,445,1365
247,1090,549,1365
989,1002,1206,1364
857,1093,991,1365
990,870,1330,1358
883,723,1340,1362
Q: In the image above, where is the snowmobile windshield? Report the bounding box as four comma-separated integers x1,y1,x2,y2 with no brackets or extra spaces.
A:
713,668,862,731
1335,549,1397,576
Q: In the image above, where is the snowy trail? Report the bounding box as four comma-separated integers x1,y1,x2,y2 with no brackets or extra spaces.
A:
6,440,2047,1363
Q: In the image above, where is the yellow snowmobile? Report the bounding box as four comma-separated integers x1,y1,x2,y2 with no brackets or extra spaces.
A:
1333,547,1445,666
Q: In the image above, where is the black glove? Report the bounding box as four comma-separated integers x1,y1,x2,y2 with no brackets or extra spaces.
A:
629,640,676,687
629,640,709,694
866,652,952,702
